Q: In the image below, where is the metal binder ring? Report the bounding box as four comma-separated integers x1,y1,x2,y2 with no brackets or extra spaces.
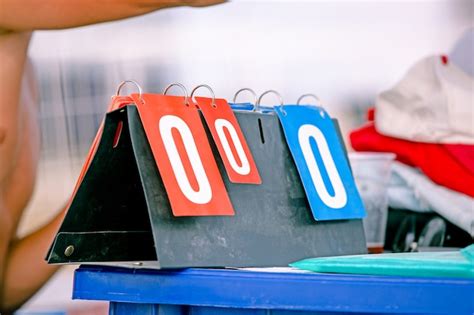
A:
115,80,143,103
163,83,190,106
256,90,283,113
297,93,321,106
232,88,258,106
190,84,217,108
297,93,325,117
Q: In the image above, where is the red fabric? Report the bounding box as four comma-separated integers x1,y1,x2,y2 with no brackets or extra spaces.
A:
350,123,474,197
441,54,449,65
367,107,375,121
443,144,474,175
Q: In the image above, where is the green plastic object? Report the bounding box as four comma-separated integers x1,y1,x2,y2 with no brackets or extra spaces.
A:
290,244,474,278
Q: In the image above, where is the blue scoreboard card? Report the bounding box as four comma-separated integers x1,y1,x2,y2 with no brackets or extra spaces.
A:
275,105,365,221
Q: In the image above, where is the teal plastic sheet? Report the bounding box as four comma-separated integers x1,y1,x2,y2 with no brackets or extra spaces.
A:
290,244,474,278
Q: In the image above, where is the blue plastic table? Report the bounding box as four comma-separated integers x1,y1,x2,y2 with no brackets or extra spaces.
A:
73,265,474,314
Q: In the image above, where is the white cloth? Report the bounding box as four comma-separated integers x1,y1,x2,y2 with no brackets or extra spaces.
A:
388,169,432,213
388,162,474,236
375,55,474,144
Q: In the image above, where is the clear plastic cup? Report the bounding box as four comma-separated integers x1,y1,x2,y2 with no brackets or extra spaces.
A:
349,152,395,253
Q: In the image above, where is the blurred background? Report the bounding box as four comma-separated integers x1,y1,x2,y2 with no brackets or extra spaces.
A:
18,0,472,313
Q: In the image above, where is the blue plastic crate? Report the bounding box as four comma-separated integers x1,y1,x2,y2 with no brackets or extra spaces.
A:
73,265,474,315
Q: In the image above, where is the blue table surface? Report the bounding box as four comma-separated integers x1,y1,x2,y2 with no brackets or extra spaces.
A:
73,265,474,314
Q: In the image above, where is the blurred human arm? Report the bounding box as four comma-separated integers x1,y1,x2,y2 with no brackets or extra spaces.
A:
0,32,30,188
0,0,226,32
0,209,65,312
0,31,63,313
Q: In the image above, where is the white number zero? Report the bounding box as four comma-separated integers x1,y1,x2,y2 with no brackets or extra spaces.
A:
298,124,347,208
159,115,212,204
214,118,251,176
